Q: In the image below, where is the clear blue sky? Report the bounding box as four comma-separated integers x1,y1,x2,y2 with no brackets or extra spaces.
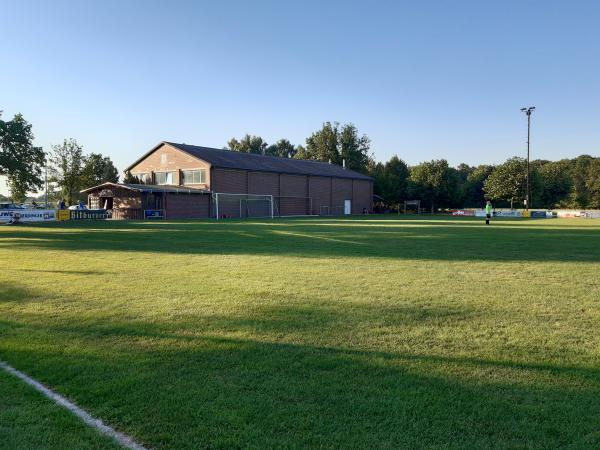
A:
1,0,599,195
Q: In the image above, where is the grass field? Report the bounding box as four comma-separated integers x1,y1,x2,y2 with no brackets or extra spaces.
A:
1,216,600,449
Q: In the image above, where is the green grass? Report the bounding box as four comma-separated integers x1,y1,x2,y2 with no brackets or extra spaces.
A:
1,216,600,449
0,368,122,450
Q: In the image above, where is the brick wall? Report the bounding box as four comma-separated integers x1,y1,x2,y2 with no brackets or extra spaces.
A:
130,143,211,189
166,194,210,219
332,178,353,209
308,176,331,215
352,180,372,214
248,171,279,196
211,168,248,194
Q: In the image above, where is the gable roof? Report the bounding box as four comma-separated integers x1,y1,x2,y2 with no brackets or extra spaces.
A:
127,141,372,181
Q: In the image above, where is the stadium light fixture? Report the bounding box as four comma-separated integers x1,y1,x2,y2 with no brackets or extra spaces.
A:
521,106,535,210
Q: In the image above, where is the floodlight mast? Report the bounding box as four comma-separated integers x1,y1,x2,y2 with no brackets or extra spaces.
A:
520,106,535,210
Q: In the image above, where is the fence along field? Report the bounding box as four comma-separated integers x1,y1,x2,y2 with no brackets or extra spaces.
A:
1,216,600,449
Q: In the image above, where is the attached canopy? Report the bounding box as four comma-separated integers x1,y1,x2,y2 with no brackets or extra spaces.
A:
80,182,210,195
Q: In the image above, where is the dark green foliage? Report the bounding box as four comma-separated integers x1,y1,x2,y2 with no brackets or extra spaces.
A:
568,155,595,208
226,134,268,154
299,122,371,173
226,135,301,158
462,165,494,207
369,156,410,207
49,139,86,205
536,160,573,208
409,159,459,210
483,157,545,209
81,153,119,187
49,139,120,205
123,170,141,184
0,112,46,200
266,138,297,158
585,159,600,209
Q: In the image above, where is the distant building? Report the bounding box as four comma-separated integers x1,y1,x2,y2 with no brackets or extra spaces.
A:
82,142,373,219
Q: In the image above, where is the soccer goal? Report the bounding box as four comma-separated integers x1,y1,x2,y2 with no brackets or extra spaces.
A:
402,200,421,214
212,193,274,219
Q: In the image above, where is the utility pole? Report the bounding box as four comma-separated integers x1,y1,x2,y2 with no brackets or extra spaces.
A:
45,165,48,208
520,106,535,210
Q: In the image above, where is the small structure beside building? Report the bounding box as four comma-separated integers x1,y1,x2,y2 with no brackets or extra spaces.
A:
81,183,209,219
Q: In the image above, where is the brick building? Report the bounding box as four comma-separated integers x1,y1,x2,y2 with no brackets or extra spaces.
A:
82,141,373,219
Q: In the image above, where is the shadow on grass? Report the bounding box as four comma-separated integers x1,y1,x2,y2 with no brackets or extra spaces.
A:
2,216,600,262
3,322,599,449
2,284,600,449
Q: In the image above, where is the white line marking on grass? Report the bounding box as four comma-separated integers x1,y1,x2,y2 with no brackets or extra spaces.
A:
0,361,149,450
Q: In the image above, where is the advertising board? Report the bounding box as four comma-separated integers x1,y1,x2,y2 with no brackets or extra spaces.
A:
451,209,475,216
0,209,56,223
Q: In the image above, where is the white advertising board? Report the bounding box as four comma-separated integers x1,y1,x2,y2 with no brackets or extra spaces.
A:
0,209,57,223
473,210,522,217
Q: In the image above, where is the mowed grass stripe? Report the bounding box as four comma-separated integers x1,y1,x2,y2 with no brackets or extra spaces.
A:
1,216,600,449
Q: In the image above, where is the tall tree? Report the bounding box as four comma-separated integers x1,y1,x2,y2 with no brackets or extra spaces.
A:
338,123,371,172
266,139,297,158
408,159,457,210
585,158,600,209
226,134,268,154
298,122,372,173
376,156,410,205
461,164,494,207
483,157,542,209
6,173,28,203
568,155,594,208
301,122,340,164
49,138,85,205
0,112,46,199
536,160,572,208
81,153,119,187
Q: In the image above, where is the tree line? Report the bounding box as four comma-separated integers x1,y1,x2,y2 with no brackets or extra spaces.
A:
226,122,599,210
369,155,600,210
1,112,118,205
2,112,598,209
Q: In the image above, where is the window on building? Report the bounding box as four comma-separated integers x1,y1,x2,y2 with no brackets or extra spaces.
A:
155,171,174,185
134,173,152,184
182,169,206,184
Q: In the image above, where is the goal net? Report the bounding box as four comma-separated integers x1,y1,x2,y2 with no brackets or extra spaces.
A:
213,193,273,219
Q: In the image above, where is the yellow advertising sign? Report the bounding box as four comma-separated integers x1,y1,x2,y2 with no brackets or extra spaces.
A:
57,210,71,221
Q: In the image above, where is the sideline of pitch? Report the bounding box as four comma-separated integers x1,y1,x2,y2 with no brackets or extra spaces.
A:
0,361,148,450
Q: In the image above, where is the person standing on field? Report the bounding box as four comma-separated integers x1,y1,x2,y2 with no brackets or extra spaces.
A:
485,200,492,225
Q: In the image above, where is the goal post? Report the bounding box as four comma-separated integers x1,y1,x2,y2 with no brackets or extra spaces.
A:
213,193,274,219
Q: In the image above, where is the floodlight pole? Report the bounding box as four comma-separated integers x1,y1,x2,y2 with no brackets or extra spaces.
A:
521,106,535,210
44,165,48,208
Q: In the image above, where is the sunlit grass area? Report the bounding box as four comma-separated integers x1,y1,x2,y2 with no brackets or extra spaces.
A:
1,216,600,449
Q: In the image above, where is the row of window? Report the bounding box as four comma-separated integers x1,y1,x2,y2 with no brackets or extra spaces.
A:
133,169,206,186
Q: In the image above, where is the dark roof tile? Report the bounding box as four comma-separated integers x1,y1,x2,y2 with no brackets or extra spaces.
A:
165,142,372,180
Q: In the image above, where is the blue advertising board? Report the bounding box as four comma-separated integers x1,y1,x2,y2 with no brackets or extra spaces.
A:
144,209,165,219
